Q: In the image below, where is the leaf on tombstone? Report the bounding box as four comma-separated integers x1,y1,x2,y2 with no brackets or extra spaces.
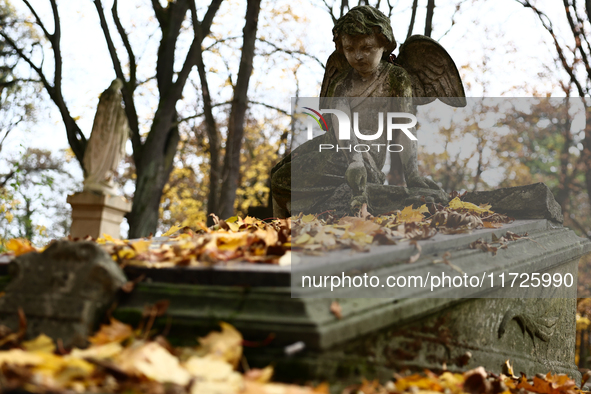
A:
130,239,151,254
408,253,420,264
215,232,250,252
22,334,55,354
301,214,316,223
227,221,241,232
430,211,448,227
198,322,243,368
398,205,428,223
330,301,342,319
294,233,312,245
5,238,36,256
446,212,482,229
448,197,492,214
346,217,381,234
469,239,498,256
88,318,133,345
313,230,337,248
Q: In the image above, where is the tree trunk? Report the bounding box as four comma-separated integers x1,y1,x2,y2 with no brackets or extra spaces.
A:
128,113,179,238
195,33,221,225
217,0,262,219
425,0,435,37
583,106,591,214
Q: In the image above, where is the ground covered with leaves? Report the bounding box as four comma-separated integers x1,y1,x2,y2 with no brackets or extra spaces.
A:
0,312,587,394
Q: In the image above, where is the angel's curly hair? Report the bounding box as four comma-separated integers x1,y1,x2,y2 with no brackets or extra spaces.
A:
333,6,397,60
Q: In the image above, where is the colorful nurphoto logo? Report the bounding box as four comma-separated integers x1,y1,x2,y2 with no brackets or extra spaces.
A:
303,107,328,131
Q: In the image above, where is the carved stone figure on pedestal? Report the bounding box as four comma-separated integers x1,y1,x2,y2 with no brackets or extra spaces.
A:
67,79,131,239
83,78,129,195
271,5,466,217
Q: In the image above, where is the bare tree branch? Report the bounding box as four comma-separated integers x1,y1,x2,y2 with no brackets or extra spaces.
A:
515,0,586,96
21,0,51,38
406,0,418,40
424,0,435,37
249,100,289,115
112,0,137,86
258,38,325,68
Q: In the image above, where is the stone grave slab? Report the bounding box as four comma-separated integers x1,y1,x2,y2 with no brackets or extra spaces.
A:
0,220,588,388
110,219,589,386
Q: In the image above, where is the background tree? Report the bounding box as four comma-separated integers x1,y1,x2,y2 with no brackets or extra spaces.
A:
0,0,227,237
0,0,40,153
0,148,75,246
514,0,591,236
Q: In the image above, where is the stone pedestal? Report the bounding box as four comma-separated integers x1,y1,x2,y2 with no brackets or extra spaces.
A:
67,191,131,239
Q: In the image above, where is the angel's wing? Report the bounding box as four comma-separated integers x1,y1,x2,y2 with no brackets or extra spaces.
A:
396,35,466,107
320,51,351,98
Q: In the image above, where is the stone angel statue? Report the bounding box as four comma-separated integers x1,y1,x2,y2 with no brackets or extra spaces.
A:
271,5,466,217
83,79,129,196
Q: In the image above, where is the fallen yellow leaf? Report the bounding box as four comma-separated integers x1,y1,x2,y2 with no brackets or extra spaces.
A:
116,341,191,386
22,334,55,354
448,197,492,214
5,238,36,256
88,318,133,345
198,322,243,367
162,224,182,237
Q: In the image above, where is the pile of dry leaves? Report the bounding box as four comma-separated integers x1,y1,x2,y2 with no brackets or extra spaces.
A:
2,196,515,267
291,197,513,254
344,366,588,394
0,313,585,394
0,309,324,394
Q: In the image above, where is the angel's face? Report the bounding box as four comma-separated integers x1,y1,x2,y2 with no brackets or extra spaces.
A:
341,33,385,78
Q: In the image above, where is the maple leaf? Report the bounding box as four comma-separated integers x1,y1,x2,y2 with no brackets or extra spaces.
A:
398,204,429,223
517,373,576,394
448,197,492,214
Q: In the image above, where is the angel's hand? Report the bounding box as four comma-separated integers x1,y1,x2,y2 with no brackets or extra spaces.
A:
345,160,367,195
350,192,369,213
